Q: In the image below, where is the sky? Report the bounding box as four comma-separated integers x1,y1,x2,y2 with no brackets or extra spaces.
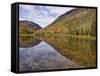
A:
19,4,74,28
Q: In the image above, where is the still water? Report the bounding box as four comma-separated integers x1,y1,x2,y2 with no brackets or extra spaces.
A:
19,37,96,71
19,40,81,71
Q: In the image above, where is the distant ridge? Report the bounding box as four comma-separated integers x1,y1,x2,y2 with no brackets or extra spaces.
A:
19,20,41,30
19,20,41,34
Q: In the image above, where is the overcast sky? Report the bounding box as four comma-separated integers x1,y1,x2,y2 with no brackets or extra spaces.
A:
19,4,74,28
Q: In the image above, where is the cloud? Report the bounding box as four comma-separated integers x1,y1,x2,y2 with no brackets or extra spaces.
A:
19,5,74,28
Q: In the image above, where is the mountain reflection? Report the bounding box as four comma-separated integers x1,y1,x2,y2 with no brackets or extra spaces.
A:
19,36,41,48
19,36,96,71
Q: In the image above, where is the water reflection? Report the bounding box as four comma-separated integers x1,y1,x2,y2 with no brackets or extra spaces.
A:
19,40,81,71
19,36,96,71
44,37,96,67
19,36,41,47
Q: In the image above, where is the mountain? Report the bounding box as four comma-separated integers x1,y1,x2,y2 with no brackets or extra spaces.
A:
19,20,41,34
37,8,96,37
33,8,96,67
